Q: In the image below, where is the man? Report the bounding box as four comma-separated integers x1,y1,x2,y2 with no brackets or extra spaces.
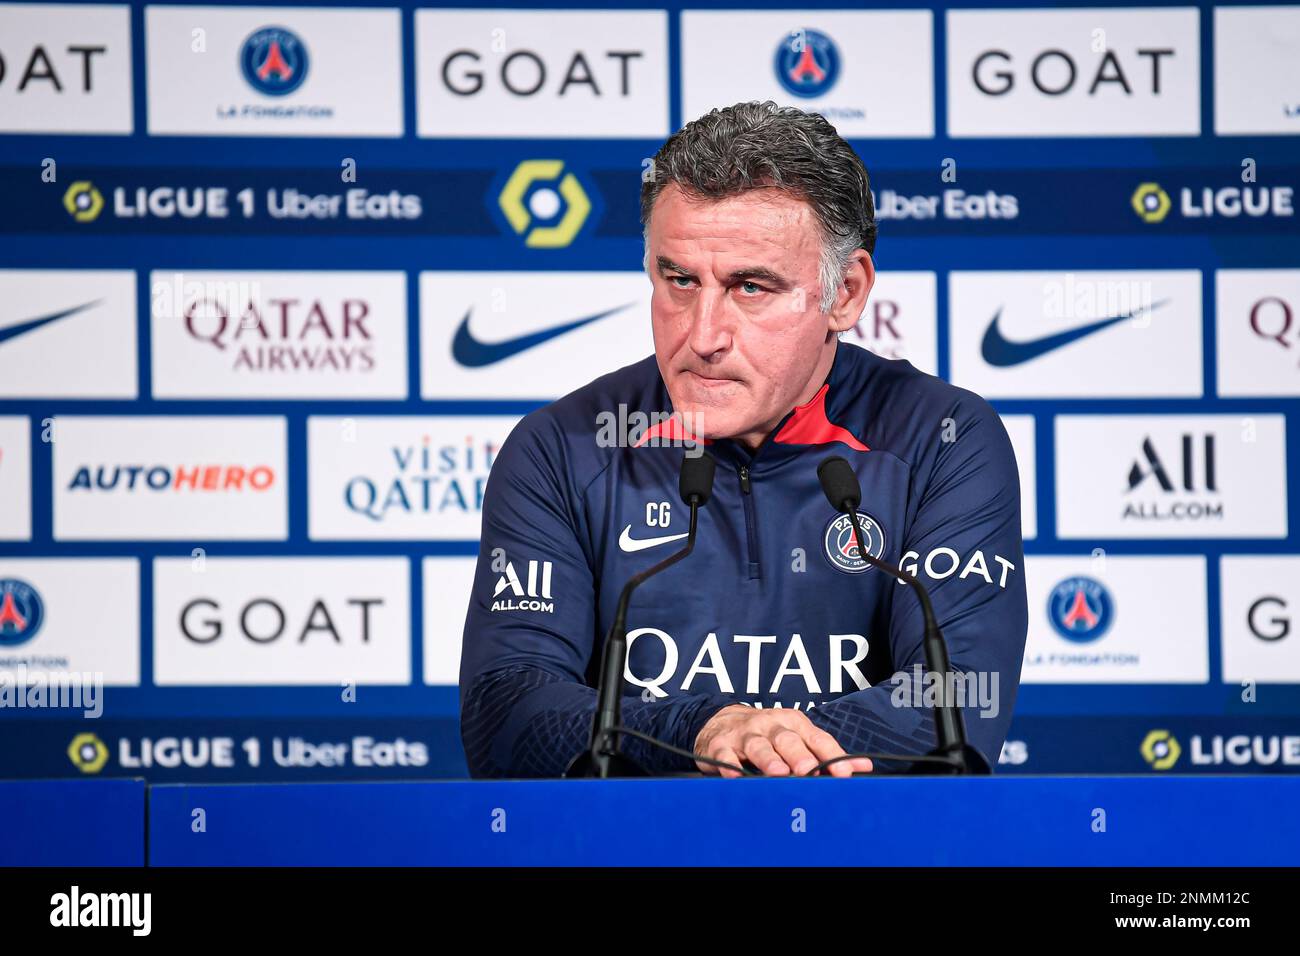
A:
460,101,1027,778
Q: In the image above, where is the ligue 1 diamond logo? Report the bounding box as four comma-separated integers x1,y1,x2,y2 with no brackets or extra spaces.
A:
823,512,886,574
1048,576,1114,643
774,29,840,99
0,578,44,647
240,26,309,97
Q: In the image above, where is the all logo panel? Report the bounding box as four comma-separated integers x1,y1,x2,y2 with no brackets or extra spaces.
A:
1055,414,1288,539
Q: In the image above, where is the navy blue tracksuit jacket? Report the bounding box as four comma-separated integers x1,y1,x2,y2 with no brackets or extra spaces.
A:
460,341,1028,777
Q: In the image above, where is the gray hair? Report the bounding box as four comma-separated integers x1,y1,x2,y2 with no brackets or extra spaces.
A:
640,101,877,313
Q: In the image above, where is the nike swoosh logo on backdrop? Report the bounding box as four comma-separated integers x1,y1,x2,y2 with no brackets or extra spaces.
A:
0,300,102,345
618,526,690,553
452,302,634,368
980,299,1169,367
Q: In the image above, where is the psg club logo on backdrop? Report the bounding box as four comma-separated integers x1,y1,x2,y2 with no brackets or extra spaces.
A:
240,26,309,96
774,29,840,99
823,512,886,574
1048,576,1114,643
0,578,44,647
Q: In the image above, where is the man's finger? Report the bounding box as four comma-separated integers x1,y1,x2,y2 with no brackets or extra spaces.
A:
803,728,853,777
741,734,790,776
712,746,744,779
771,728,819,776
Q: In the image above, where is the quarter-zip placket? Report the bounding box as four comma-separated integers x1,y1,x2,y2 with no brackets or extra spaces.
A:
738,464,760,579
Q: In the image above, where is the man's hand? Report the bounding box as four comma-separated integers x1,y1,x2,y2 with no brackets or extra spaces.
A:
693,705,874,778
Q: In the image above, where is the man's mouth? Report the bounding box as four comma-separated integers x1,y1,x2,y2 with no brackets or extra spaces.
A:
683,369,737,388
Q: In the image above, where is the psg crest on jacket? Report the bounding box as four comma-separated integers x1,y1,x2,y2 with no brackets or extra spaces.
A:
823,512,887,573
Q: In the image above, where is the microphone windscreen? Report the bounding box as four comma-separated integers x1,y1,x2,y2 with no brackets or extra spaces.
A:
817,455,862,511
679,450,717,506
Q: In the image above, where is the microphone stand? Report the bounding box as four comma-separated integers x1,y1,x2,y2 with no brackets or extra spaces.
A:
566,496,702,778
819,456,988,775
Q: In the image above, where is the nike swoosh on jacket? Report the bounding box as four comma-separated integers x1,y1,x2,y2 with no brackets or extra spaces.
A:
458,340,1028,777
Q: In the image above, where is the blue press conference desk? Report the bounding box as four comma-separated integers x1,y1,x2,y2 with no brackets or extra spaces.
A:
143,776,1300,867
0,778,146,866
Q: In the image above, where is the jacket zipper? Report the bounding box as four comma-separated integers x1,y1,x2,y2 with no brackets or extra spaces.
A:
738,465,760,579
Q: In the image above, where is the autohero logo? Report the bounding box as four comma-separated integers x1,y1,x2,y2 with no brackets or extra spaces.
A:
50,885,150,936
625,629,872,711
66,462,276,494
491,560,554,613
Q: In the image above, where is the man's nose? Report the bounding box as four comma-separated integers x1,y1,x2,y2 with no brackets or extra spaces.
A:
686,289,732,358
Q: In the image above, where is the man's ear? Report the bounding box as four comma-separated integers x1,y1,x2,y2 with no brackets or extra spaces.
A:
828,249,875,334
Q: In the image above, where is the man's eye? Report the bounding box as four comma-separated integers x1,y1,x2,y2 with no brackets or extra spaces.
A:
739,281,763,295
669,276,692,288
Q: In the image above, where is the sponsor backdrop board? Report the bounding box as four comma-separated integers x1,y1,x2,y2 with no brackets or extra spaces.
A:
0,0,1297,781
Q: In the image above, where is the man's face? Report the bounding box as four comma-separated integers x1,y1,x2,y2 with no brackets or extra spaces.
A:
647,183,846,446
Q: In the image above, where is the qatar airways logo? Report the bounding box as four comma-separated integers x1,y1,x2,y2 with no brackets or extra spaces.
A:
151,271,407,399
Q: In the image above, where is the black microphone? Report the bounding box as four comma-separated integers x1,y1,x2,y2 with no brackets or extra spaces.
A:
565,450,717,778
817,455,989,775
